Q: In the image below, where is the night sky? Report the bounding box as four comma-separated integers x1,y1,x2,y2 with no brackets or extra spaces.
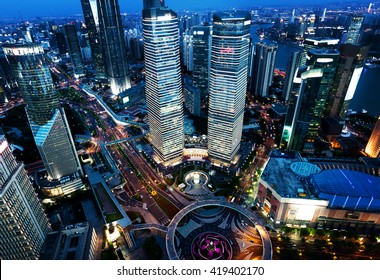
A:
0,0,369,18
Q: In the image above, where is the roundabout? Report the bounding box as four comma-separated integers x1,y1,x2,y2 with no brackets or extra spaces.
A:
166,200,272,260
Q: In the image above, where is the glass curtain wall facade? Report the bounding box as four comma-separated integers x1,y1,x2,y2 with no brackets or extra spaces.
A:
288,49,339,152
3,44,82,180
64,24,86,78
98,0,131,94
191,24,212,101
327,44,368,117
208,12,250,164
282,51,301,101
0,132,50,259
143,5,184,164
80,0,107,80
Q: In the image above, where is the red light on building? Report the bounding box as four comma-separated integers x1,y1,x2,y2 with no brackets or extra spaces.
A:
220,47,234,54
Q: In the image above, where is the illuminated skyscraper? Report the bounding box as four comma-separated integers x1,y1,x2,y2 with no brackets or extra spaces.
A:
251,42,277,97
80,0,107,80
365,117,380,158
0,130,50,259
143,2,184,164
327,44,368,117
300,38,339,67
64,24,86,78
282,51,301,101
208,11,250,164
3,43,83,180
98,0,131,94
287,49,339,152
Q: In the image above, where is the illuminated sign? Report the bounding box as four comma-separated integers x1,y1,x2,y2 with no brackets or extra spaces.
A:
316,58,334,63
220,47,234,54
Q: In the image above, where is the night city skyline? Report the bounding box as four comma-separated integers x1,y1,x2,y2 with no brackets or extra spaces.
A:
1,0,380,264
0,0,375,17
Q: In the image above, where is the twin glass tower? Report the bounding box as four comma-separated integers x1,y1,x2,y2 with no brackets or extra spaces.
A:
143,0,184,164
81,0,130,94
208,12,251,164
143,1,250,165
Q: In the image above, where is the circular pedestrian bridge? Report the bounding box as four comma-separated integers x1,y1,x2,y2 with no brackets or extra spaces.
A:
166,200,272,260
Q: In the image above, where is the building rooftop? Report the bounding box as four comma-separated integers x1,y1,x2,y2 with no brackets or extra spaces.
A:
214,11,251,21
270,103,288,116
261,156,318,198
308,48,340,56
306,156,380,177
290,162,321,178
311,169,380,199
304,38,340,45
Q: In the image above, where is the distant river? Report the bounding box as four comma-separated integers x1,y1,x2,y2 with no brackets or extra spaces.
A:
250,24,380,117
349,66,380,117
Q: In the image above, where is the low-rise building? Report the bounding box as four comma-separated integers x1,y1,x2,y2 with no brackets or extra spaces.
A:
257,155,380,232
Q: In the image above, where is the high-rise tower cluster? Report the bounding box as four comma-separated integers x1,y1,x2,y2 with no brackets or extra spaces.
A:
3,43,83,180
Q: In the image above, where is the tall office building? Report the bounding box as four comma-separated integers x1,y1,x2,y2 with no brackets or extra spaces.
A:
184,77,201,116
300,38,339,67
280,66,307,149
327,44,368,117
287,49,339,152
0,130,50,259
3,43,83,180
64,24,86,78
55,31,68,55
191,24,212,101
98,0,131,94
251,42,277,97
345,15,364,44
282,51,301,101
143,2,184,164
182,31,193,71
365,117,380,158
208,11,250,164
0,52,17,90
80,0,107,80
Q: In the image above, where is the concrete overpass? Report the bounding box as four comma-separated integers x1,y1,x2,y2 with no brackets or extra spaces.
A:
79,84,149,128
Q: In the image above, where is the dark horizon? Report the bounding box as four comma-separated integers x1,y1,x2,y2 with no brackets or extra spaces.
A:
0,0,373,18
